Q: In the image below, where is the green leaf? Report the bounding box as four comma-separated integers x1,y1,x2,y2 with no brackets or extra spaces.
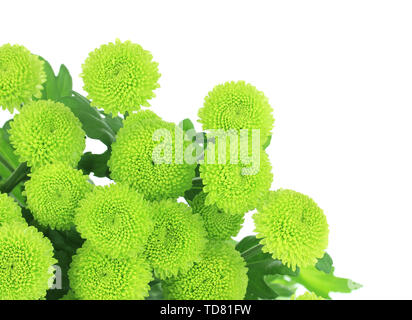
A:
38,58,74,101
78,151,111,178
184,176,204,202
56,65,73,98
146,282,164,300
294,266,362,299
235,235,260,254
235,236,298,300
316,252,333,274
39,57,59,101
262,135,272,150
179,118,195,132
0,123,19,168
0,125,26,206
265,275,298,298
58,95,115,147
100,112,123,134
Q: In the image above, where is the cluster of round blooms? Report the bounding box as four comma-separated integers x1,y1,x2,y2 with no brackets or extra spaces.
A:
0,40,333,300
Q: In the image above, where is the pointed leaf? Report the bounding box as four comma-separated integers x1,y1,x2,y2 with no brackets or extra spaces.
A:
56,65,73,98
263,135,272,150
294,266,362,299
179,118,195,132
58,96,115,146
39,57,59,100
236,236,298,300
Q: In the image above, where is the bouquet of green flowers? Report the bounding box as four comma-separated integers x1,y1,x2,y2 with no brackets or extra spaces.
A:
0,40,360,300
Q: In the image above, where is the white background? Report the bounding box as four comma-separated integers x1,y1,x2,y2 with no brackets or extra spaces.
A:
1,0,412,299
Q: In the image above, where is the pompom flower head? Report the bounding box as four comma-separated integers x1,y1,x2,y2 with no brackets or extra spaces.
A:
200,136,273,214
0,193,25,226
144,200,207,279
254,189,329,271
68,242,152,300
291,291,325,300
198,81,274,145
0,43,46,112
0,222,56,300
164,241,248,300
108,114,196,201
75,184,153,257
190,192,244,240
25,162,92,230
81,39,160,114
9,100,85,168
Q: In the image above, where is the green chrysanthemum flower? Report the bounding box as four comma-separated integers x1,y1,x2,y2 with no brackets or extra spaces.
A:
191,192,244,240
291,292,325,300
75,184,153,257
254,189,329,271
144,200,207,279
0,193,25,226
200,138,273,214
0,221,56,300
81,39,160,114
164,241,248,300
69,242,152,300
198,81,274,145
0,44,46,112
25,162,92,230
8,100,85,168
108,114,196,201
129,109,162,122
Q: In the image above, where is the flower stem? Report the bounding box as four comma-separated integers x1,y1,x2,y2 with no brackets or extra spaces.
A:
0,154,15,173
0,162,29,194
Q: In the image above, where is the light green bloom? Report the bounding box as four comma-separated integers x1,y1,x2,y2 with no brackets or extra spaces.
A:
191,192,244,240
109,114,196,201
198,81,274,145
81,39,160,114
164,241,248,300
144,200,207,279
200,138,273,214
75,184,153,257
25,162,92,230
0,43,46,112
69,242,152,300
254,189,329,271
0,193,25,226
9,100,85,168
0,221,56,300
